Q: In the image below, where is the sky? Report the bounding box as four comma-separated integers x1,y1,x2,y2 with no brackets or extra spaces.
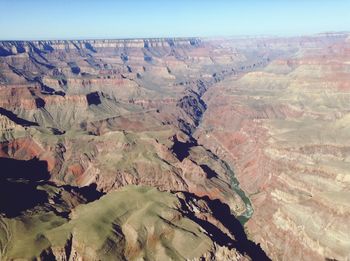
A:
0,0,349,40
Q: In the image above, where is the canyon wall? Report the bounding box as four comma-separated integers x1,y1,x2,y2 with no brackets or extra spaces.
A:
0,34,349,260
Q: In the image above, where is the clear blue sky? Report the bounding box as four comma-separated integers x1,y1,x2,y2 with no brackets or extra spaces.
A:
0,0,349,40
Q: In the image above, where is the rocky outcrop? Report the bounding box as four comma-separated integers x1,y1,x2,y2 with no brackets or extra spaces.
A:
0,185,258,261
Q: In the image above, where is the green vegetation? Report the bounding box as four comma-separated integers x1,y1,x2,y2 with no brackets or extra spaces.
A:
0,186,212,260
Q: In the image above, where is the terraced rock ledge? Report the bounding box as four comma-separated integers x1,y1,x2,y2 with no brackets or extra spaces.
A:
1,34,350,260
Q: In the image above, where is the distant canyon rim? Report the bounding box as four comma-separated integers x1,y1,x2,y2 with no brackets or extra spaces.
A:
0,33,349,260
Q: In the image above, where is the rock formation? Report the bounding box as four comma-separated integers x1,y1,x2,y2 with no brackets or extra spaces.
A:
0,34,349,260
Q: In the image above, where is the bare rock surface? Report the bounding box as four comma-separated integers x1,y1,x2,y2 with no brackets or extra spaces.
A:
0,34,349,260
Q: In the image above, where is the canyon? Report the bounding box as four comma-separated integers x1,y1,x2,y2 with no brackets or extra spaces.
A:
0,34,349,260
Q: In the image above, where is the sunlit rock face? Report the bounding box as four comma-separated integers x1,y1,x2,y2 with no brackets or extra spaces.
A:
0,34,349,260
195,34,350,260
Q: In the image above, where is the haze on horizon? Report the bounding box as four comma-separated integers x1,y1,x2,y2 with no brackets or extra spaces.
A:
0,0,349,40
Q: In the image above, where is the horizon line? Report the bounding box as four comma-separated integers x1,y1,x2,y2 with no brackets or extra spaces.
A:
0,31,349,42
